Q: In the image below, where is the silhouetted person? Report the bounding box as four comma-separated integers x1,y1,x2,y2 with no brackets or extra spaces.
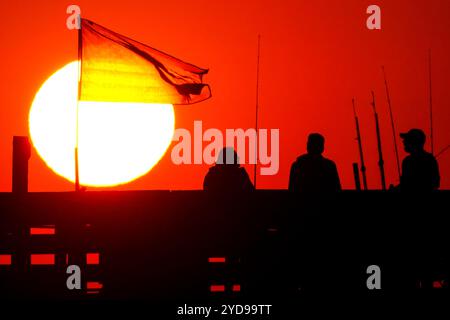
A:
398,129,440,191
289,133,341,192
203,147,254,191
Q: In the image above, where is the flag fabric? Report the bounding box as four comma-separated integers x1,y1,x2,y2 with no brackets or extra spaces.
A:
80,19,211,105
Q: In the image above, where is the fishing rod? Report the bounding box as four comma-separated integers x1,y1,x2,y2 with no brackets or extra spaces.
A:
381,66,401,182
353,163,362,191
436,144,450,159
352,98,368,190
371,91,387,190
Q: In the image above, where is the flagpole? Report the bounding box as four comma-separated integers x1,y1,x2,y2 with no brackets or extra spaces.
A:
75,15,82,192
253,35,261,189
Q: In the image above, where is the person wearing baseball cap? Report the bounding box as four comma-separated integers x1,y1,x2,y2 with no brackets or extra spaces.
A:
398,128,440,191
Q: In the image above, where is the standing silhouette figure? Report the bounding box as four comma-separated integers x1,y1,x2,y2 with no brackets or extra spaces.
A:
289,133,341,192
399,129,440,191
203,147,254,191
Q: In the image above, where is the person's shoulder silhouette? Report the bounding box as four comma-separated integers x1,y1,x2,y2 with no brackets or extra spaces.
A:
289,133,341,192
399,129,440,191
203,147,255,192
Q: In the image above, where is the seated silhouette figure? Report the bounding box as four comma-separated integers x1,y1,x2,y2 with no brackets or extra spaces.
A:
398,129,440,191
289,133,341,192
203,147,255,191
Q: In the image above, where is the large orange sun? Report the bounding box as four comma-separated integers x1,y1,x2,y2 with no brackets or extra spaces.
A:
29,61,175,187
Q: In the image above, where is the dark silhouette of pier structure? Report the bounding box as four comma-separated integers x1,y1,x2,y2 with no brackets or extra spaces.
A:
0,190,449,301
1,135,449,303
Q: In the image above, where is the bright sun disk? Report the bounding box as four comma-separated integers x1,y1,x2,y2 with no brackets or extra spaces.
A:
29,61,175,187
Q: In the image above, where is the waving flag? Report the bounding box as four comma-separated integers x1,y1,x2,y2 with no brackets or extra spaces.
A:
79,19,211,105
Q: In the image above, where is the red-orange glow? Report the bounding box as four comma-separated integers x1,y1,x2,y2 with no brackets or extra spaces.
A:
30,227,55,235
433,280,443,289
208,257,226,263
30,254,55,265
0,254,12,265
210,285,225,292
86,253,100,265
87,282,103,290
232,284,241,292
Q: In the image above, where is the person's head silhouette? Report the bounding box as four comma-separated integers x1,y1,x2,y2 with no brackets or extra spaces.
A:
216,147,240,166
307,133,325,155
400,129,426,154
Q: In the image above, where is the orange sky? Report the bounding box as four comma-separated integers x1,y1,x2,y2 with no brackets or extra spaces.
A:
1,0,450,191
